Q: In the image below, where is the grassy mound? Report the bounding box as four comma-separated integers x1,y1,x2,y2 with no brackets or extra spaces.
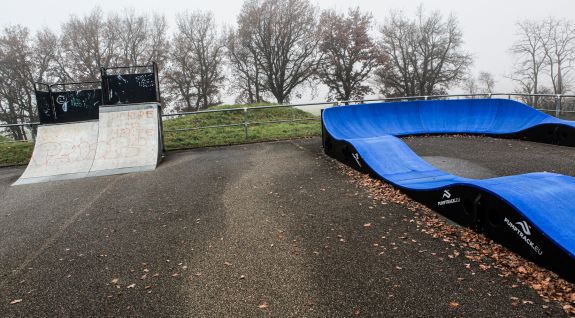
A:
163,103,320,150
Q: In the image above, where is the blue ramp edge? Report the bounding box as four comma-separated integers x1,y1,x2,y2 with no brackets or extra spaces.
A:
322,99,575,281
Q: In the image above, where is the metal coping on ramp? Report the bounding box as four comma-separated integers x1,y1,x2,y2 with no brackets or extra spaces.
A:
322,98,575,282
14,103,163,186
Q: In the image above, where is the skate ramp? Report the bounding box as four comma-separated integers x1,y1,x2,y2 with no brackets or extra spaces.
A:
14,103,162,185
89,103,162,177
14,121,99,185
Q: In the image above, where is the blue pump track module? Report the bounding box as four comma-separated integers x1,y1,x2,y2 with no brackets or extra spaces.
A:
322,99,575,282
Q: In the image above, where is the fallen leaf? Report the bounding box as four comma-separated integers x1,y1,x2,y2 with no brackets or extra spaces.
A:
127,284,136,289
10,299,22,305
111,278,119,284
449,302,460,309
517,266,527,274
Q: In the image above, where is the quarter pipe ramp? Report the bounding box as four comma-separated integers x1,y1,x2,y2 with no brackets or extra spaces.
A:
14,103,163,185
322,99,575,281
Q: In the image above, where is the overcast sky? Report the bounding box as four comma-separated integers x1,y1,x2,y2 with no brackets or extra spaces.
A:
2,0,574,101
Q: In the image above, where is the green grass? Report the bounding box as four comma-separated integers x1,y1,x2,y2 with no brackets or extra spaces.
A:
0,142,34,166
0,103,321,167
163,103,320,150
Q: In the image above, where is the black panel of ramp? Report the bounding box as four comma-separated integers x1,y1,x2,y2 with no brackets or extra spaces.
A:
101,63,160,106
35,83,55,124
52,89,102,123
34,82,101,124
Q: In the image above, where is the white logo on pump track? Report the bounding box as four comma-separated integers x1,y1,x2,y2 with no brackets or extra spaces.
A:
352,153,362,168
437,189,460,206
515,221,531,236
504,218,542,255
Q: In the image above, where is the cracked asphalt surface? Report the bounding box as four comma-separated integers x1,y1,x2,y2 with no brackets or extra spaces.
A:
0,137,569,317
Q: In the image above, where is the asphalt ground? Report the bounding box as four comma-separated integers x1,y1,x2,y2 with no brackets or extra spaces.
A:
0,137,569,317
404,135,575,179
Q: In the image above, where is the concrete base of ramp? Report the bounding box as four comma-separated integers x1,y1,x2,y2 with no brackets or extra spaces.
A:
14,103,163,185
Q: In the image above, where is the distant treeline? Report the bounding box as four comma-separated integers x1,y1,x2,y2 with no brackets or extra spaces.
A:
0,0,574,140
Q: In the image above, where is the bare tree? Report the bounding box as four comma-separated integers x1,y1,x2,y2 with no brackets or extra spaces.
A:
478,71,496,93
317,8,379,101
147,14,170,68
32,28,60,83
0,26,46,139
374,7,473,97
164,30,198,112
238,0,321,104
462,76,479,95
58,8,169,83
462,71,495,96
225,28,267,104
59,8,119,82
540,18,575,95
509,20,548,107
113,9,169,67
168,11,225,110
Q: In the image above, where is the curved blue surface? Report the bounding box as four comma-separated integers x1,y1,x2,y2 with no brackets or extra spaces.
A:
323,99,575,258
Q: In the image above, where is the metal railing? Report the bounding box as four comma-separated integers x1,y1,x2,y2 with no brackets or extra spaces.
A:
2,93,575,144
161,103,323,141
0,123,39,144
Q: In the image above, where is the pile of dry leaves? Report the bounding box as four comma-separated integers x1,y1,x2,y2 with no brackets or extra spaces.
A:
339,164,575,316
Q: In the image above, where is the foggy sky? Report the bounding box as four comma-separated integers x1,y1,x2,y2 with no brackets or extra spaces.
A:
2,0,574,100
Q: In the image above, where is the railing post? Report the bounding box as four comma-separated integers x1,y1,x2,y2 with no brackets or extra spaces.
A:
291,106,298,137
554,95,562,118
30,124,37,142
243,107,248,141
